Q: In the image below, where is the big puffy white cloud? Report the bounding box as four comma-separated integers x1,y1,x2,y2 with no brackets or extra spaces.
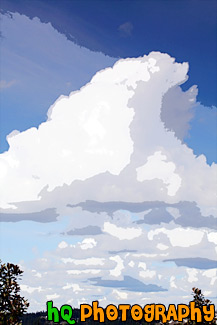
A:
0,52,216,217
1,51,217,311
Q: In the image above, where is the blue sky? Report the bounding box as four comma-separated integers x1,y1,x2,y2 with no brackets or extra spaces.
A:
0,0,217,312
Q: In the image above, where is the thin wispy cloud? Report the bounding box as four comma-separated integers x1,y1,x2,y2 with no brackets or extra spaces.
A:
118,21,133,37
0,79,16,90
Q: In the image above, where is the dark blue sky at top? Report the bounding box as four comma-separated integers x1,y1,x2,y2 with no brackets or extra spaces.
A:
1,0,216,106
0,0,216,163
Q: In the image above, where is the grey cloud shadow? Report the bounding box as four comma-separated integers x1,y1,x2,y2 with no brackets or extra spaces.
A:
108,249,137,254
2,195,216,228
68,200,217,230
89,276,167,292
0,208,58,223
174,201,217,230
65,226,102,236
164,257,217,269
136,207,173,225
67,200,167,216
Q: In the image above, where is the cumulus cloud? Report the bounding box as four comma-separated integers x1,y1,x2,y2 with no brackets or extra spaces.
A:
148,227,204,247
1,51,216,216
103,222,142,240
1,52,217,310
136,151,182,196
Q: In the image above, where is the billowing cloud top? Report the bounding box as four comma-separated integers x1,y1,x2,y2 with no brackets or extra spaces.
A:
0,52,216,217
